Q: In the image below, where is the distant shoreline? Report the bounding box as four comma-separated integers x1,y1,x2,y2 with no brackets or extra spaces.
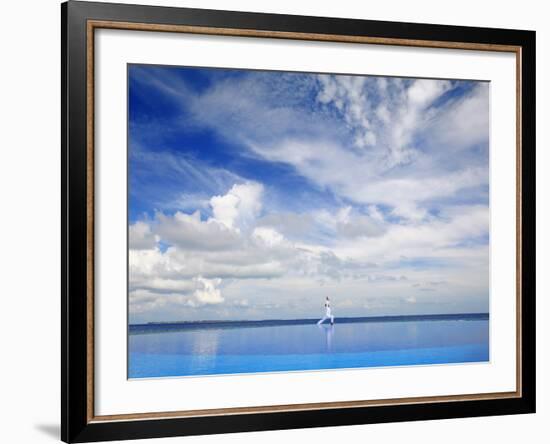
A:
129,313,489,334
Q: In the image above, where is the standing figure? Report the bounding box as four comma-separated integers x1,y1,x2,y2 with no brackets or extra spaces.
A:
317,296,335,325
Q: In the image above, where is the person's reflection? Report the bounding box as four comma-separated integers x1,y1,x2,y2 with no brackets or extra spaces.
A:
318,323,334,352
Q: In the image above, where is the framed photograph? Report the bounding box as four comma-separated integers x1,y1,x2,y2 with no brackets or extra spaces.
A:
62,1,536,442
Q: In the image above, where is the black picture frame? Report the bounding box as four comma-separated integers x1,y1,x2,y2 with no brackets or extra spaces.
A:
62,1,536,442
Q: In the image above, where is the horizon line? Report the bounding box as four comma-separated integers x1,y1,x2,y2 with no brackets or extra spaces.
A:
130,312,489,328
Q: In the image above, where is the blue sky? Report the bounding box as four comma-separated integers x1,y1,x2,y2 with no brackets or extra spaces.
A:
128,64,490,324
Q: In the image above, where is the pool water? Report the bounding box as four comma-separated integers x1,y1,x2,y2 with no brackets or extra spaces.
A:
128,318,489,378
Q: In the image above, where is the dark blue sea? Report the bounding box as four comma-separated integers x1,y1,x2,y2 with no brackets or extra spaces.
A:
128,314,489,378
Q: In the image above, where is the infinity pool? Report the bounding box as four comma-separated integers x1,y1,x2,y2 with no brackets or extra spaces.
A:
128,315,489,378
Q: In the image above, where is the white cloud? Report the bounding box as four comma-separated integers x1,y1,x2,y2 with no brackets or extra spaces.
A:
317,75,376,149
257,212,314,239
156,210,241,251
193,277,223,304
316,76,452,168
131,276,197,294
153,182,264,251
252,136,487,222
427,83,490,152
129,275,223,311
129,221,157,250
252,226,285,247
331,204,489,265
407,79,451,107
130,184,401,318
334,206,386,238
209,182,263,230
130,190,489,320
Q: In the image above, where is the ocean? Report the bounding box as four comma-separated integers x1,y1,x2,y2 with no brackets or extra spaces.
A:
128,314,489,379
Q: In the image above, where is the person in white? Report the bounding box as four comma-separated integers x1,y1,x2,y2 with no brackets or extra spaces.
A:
317,296,335,325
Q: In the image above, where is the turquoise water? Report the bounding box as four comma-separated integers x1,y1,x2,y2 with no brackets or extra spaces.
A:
128,317,489,378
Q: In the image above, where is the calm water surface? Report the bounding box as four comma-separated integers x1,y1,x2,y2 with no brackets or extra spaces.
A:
128,319,489,378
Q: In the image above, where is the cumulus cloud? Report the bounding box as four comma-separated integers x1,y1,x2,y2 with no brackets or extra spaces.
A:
129,221,157,250
252,226,285,247
210,182,263,230
129,187,489,320
257,212,314,239
193,277,223,304
129,280,224,316
156,210,241,251
129,183,399,316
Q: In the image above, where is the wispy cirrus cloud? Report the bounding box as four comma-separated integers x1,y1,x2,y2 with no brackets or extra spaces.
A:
145,70,489,221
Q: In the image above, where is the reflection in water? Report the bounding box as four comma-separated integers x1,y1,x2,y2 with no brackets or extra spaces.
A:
318,324,334,352
188,329,220,374
131,320,488,356
129,319,489,378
